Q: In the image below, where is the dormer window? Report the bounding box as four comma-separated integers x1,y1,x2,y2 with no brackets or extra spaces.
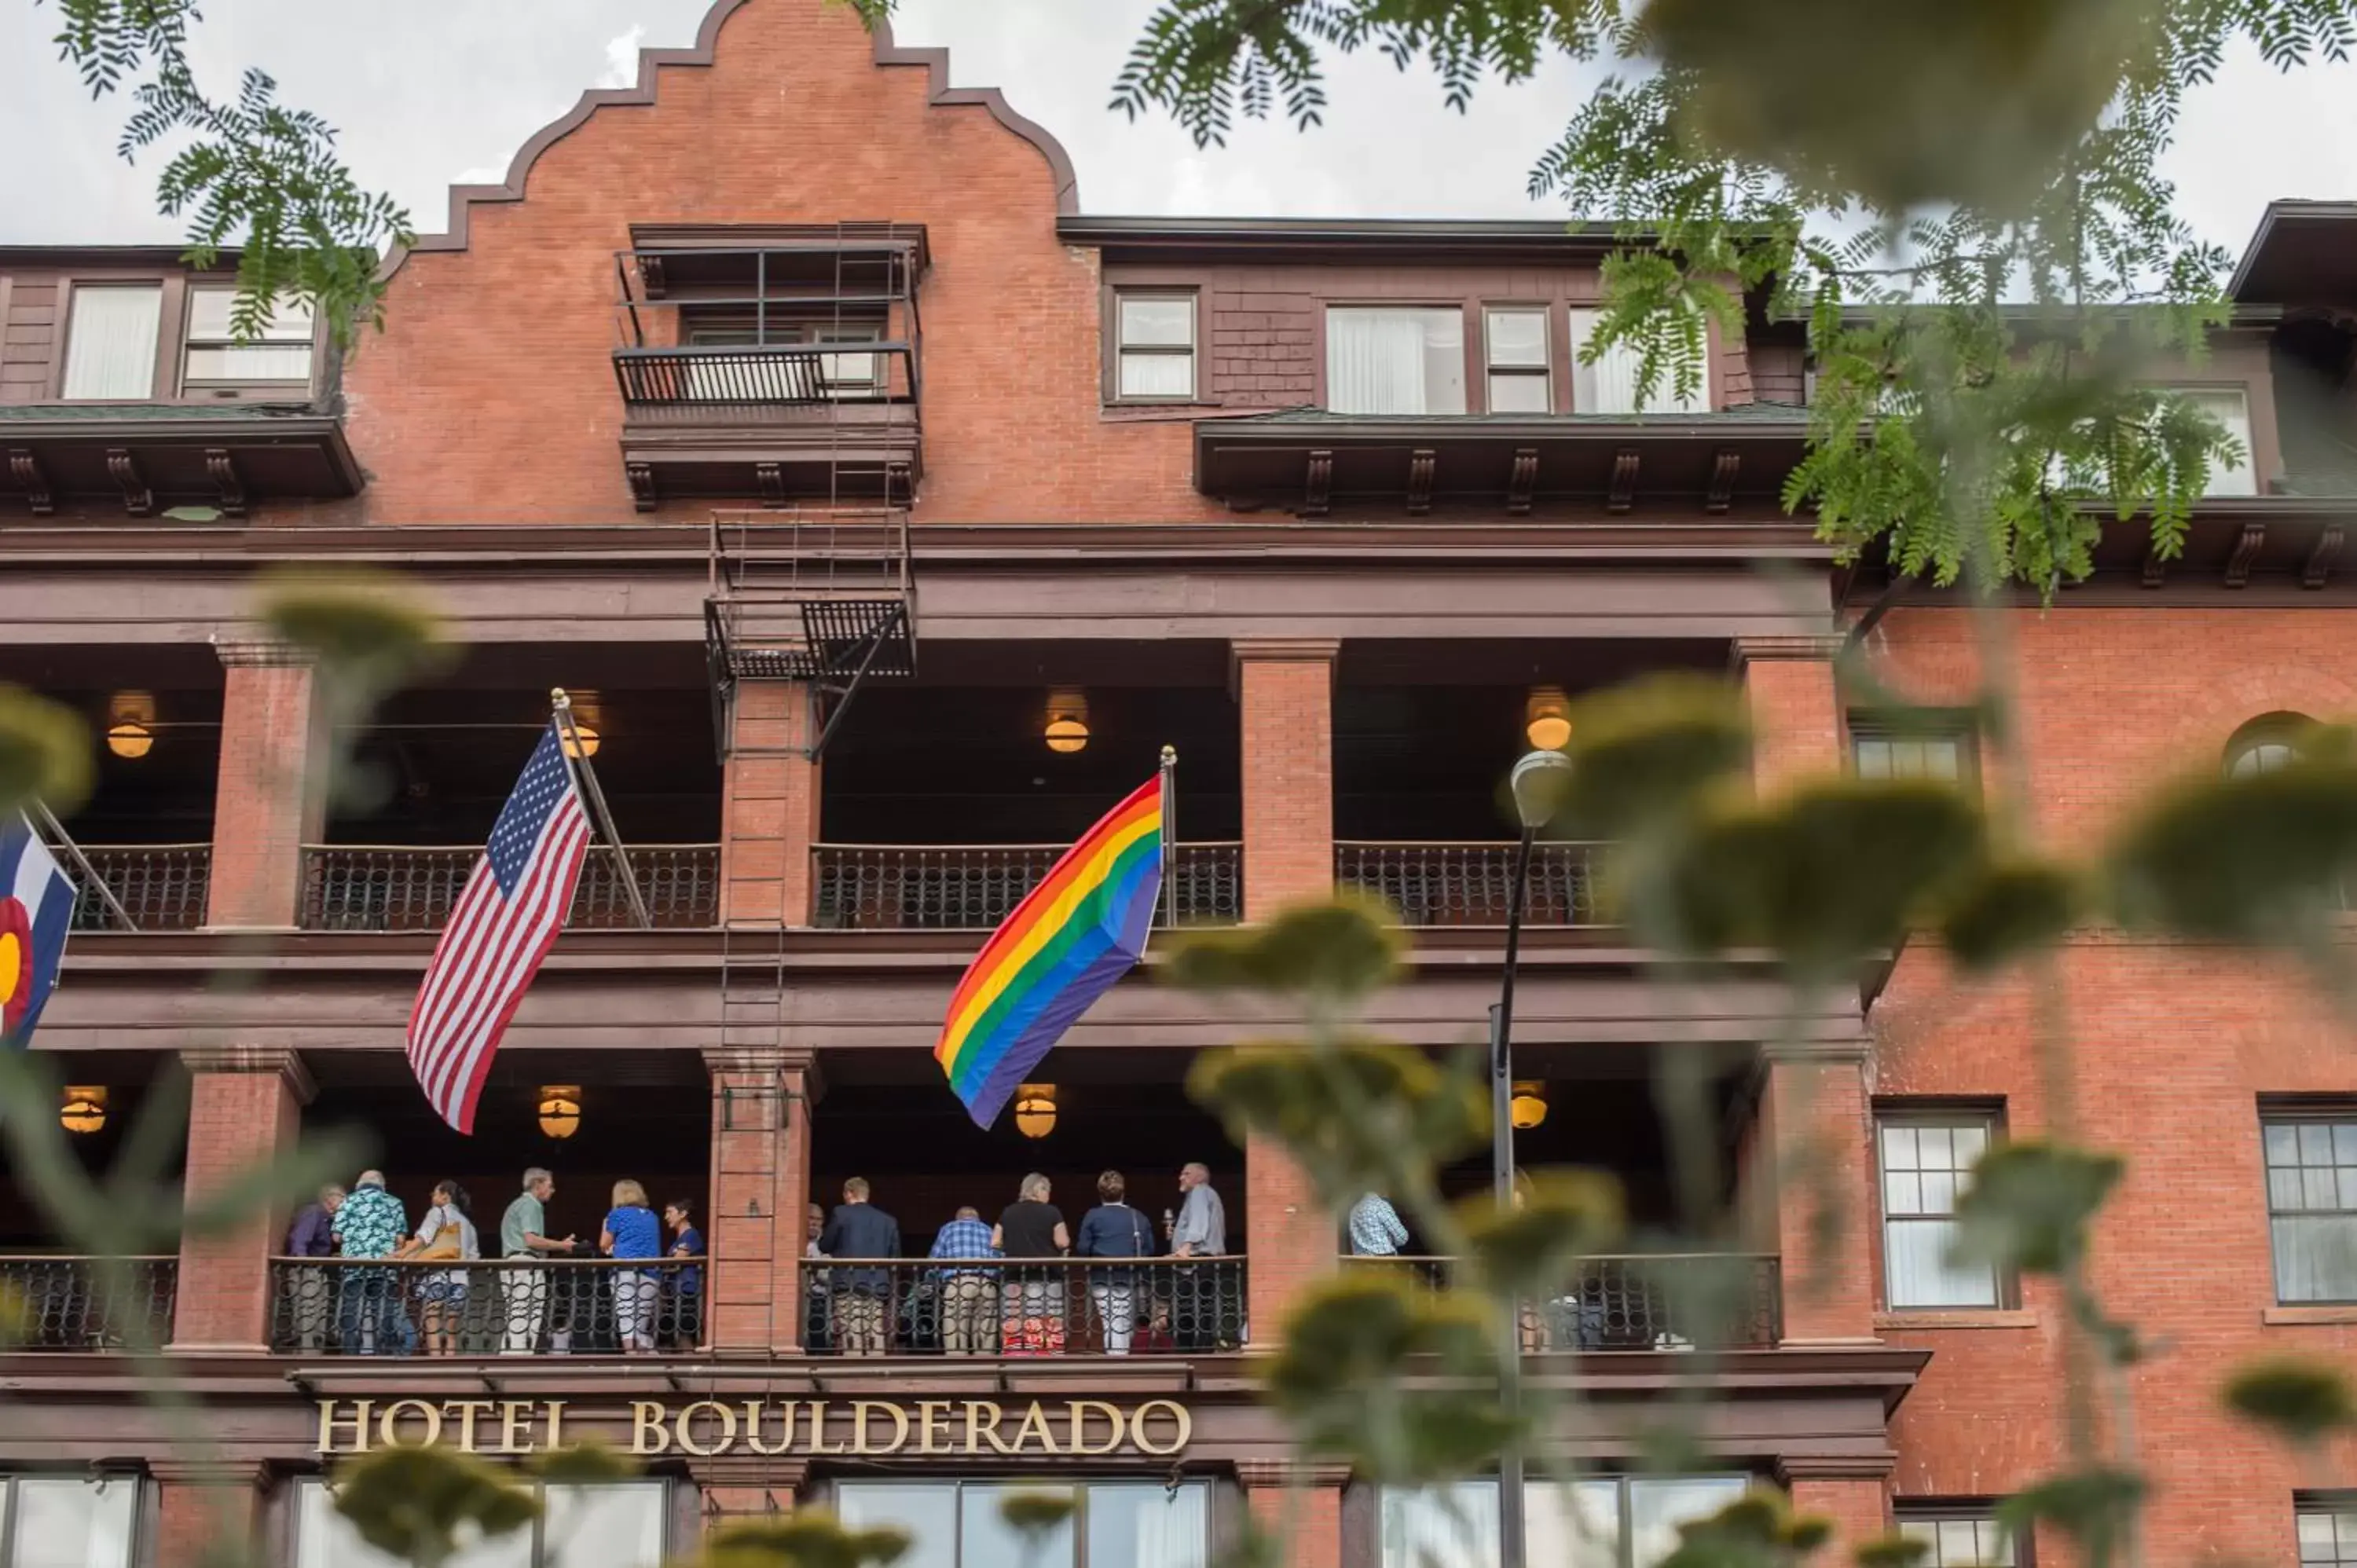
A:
184,286,316,390
1569,307,1708,414
1326,306,1466,415
60,284,163,400
1483,307,1552,413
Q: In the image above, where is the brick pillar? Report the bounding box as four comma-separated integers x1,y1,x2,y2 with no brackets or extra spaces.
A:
722,682,821,928
1237,1461,1348,1568
151,1461,270,1568
1234,639,1341,1347
1758,1042,1877,1343
704,1046,816,1355
693,1456,808,1532
205,638,325,929
170,1047,313,1353
1780,1467,1890,1552
1732,633,1845,791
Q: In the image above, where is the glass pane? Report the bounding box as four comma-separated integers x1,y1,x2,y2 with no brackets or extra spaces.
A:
1884,1171,1923,1217
2303,1124,2335,1163
2339,1167,2357,1210
12,1478,137,1568
543,1483,668,1568
1886,1218,1998,1307
188,285,314,341
1327,307,1465,416
62,286,163,399
2268,1123,2302,1164
2337,1125,2357,1163
1898,1522,1937,1551
2299,1512,2339,1561
1087,1482,1208,1568
1881,1126,1919,1171
1486,309,1549,368
185,343,314,382
1528,1479,1619,1568
837,1484,958,1568
1569,307,1705,415
1120,296,1193,348
1855,739,1892,779
1937,1521,1981,1564
1926,740,1962,779
964,1483,1076,1568
1628,1478,1749,1568
1920,1171,1957,1217
1381,1484,1497,1568
1917,1127,1954,1170
1121,351,1196,399
2183,388,2257,496
2275,1214,2357,1302
2308,1169,2339,1209
1952,1126,1988,1167
294,1479,530,1568
1489,372,1551,413
2273,1169,2308,1210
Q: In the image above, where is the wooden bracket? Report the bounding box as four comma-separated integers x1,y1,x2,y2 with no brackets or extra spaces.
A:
1705,448,1739,514
755,462,786,507
1505,447,1538,516
626,461,657,512
105,448,152,517
204,448,248,518
1303,449,1332,518
2304,526,2343,589
885,460,912,508
1606,447,1640,514
6,449,52,516
2223,522,2264,588
1405,448,1435,516
2140,542,2168,588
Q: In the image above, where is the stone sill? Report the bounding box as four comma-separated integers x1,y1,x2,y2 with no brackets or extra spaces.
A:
1873,1309,2039,1331
2262,1304,2357,1325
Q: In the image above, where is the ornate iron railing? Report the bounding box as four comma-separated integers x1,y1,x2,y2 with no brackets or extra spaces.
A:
812,842,1243,930
805,1256,1247,1357
68,844,210,930
299,844,720,931
0,1256,177,1349
1340,1253,1782,1349
1333,841,1607,927
268,1257,707,1355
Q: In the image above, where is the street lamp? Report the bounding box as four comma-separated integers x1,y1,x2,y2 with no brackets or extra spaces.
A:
1494,747,1572,1568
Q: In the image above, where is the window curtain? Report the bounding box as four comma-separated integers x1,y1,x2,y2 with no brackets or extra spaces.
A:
1110,1483,1208,1568
2185,389,2258,496
541,1484,668,1568
13,1478,137,1568
1329,308,1463,415
2275,1214,2357,1302
295,1481,531,1568
1883,1216,1998,1307
61,287,162,400
1381,1483,1499,1568
1569,308,1706,415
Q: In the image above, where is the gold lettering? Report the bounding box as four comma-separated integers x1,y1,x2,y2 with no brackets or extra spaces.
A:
966,1400,1017,1455
1066,1401,1126,1456
379,1399,442,1449
317,1399,372,1455
852,1401,910,1456
1131,1398,1190,1456
807,1400,848,1455
497,1400,537,1455
674,1400,739,1457
543,1401,568,1451
448,1400,496,1452
743,1401,797,1457
918,1400,954,1455
1009,1401,1061,1455
630,1401,671,1456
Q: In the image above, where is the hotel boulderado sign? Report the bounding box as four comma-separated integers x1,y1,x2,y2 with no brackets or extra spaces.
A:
315,1398,1191,1460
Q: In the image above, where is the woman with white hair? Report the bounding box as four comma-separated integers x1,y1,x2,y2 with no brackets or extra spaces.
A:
991,1171,1069,1355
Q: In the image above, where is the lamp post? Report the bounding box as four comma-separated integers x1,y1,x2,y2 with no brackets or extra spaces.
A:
1494,748,1572,1568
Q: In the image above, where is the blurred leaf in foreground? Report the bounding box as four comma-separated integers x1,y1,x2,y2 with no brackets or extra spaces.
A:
0,684,94,815
1189,1039,1485,1209
330,1445,538,1568
1950,1142,2122,1277
2108,748,2357,943
1555,673,1752,841
1456,1169,1626,1299
1937,858,2083,974
1996,1467,2144,1563
2222,1356,2357,1446
1167,894,1402,1004
686,1513,911,1568
1655,1488,1833,1568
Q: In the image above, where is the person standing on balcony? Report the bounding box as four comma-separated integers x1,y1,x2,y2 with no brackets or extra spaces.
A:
662,1200,704,1352
819,1177,900,1356
992,1173,1070,1356
1076,1171,1156,1355
332,1171,413,1356
926,1205,1000,1355
1347,1192,1410,1257
805,1201,831,1353
1168,1163,1228,1351
284,1184,343,1353
399,1180,478,1357
600,1180,664,1354
497,1168,574,1356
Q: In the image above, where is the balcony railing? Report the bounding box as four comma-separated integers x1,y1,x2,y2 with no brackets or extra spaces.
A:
614,343,918,421
268,1257,706,1356
68,844,210,931
812,842,1243,930
1334,841,1605,927
1342,1253,1782,1349
0,1256,177,1349
299,844,720,932
805,1257,1247,1357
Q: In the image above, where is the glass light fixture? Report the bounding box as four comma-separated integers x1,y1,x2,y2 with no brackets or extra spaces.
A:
1524,686,1572,752
1509,1080,1548,1130
537,1085,582,1139
559,691,602,760
1043,690,1089,754
106,691,156,760
1014,1083,1058,1139
60,1085,108,1135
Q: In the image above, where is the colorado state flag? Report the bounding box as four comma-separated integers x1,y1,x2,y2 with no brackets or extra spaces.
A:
1,811,74,1047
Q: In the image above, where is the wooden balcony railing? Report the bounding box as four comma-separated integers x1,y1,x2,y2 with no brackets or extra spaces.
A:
299,844,720,932
68,844,211,930
269,1257,705,1355
805,1257,1247,1357
1341,1252,1782,1349
0,1255,178,1349
812,842,1243,930
1333,841,1606,927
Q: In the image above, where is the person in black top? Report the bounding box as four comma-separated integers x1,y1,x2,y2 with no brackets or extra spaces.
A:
1075,1169,1158,1355
991,1172,1069,1354
818,1178,900,1356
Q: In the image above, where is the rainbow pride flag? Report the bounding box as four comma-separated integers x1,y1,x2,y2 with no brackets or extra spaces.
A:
935,773,1167,1127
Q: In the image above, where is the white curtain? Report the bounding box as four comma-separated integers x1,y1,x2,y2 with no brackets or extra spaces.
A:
1569,308,1706,415
1329,308,1464,415
1381,1483,1498,1568
1884,1217,1998,1307
838,1485,958,1568
12,1478,137,1568
2184,388,2257,496
1627,1478,1750,1568
61,287,162,400
542,1483,668,1568
1096,1482,1207,1568
295,1479,532,1568
2275,1214,2357,1302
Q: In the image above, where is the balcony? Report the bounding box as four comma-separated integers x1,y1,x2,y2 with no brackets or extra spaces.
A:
299,844,719,932
0,1256,177,1350
1335,841,1604,927
1343,1252,1783,1350
68,844,210,931
269,1257,703,1356
812,842,1243,930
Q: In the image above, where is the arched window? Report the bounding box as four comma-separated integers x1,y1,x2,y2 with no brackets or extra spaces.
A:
2225,712,2320,779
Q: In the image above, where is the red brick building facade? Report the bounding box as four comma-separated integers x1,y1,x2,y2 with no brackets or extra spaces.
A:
2,2,2355,1564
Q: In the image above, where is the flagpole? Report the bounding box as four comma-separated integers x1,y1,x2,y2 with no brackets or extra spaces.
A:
552,687,653,930
1158,744,1176,932
30,798,136,932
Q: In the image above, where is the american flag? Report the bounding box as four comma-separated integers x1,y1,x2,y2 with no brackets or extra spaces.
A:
405,724,593,1132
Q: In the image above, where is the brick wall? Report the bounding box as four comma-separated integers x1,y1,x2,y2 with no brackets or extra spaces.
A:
721,680,819,928
705,1048,814,1354
170,1050,310,1352
203,643,321,929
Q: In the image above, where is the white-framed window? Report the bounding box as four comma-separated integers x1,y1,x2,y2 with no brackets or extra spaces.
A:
60,284,163,400
182,285,315,387
2265,1112,2357,1304
835,1479,1209,1568
1484,306,1552,414
2302,1500,2357,1567
1897,1509,2018,1567
1114,293,1197,401
292,1478,667,1568
0,1475,140,1568
1567,308,1707,415
2172,387,2259,496
1381,1475,1752,1568
1878,1110,2003,1310
1326,306,1467,415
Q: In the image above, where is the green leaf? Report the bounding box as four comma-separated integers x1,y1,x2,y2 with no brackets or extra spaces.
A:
1996,1467,2143,1559
329,1446,538,1567
2222,1357,2357,1446
0,684,94,816
2108,752,2357,942
1949,1142,2122,1277
1555,674,1754,841
1657,1489,1831,1568
530,1437,641,1485
692,1512,911,1568
1853,1537,1931,1568
178,1127,372,1240
1456,1171,1626,1299
1187,1039,1486,1209
1166,894,1402,1002
999,1489,1078,1537
258,570,446,698
1937,858,2082,973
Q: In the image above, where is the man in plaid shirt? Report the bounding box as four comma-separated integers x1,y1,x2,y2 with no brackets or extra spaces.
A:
927,1207,1000,1355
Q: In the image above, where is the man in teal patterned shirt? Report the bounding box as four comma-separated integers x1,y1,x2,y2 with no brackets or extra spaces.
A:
331,1171,412,1354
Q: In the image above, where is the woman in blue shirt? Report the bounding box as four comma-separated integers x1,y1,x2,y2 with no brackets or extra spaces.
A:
662,1199,704,1351
599,1180,662,1354
1074,1170,1157,1355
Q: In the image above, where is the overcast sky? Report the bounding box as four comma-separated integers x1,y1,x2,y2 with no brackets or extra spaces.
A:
2,0,2353,255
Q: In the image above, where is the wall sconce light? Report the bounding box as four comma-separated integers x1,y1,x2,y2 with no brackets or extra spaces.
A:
537,1085,582,1139
1524,687,1572,752
559,691,602,760
1014,1083,1058,1139
1509,1080,1549,1130
60,1086,108,1135
1043,690,1089,754
106,691,156,760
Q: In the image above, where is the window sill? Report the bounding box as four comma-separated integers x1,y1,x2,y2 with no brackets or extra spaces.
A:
2263,1305,2357,1325
1874,1309,2039,1331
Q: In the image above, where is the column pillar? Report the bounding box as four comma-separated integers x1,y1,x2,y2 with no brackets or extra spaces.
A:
703,1046,817,1356
1777,1463,1891,1552
170,1046,313,1353
205,637,324,929
151,1460,271,1568
692,1456,808,1533
1233,639,1342,1347
1756,1042,1877,1343
721,682,821,929
1732,633,1846,790
1236,1460,1349,1568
